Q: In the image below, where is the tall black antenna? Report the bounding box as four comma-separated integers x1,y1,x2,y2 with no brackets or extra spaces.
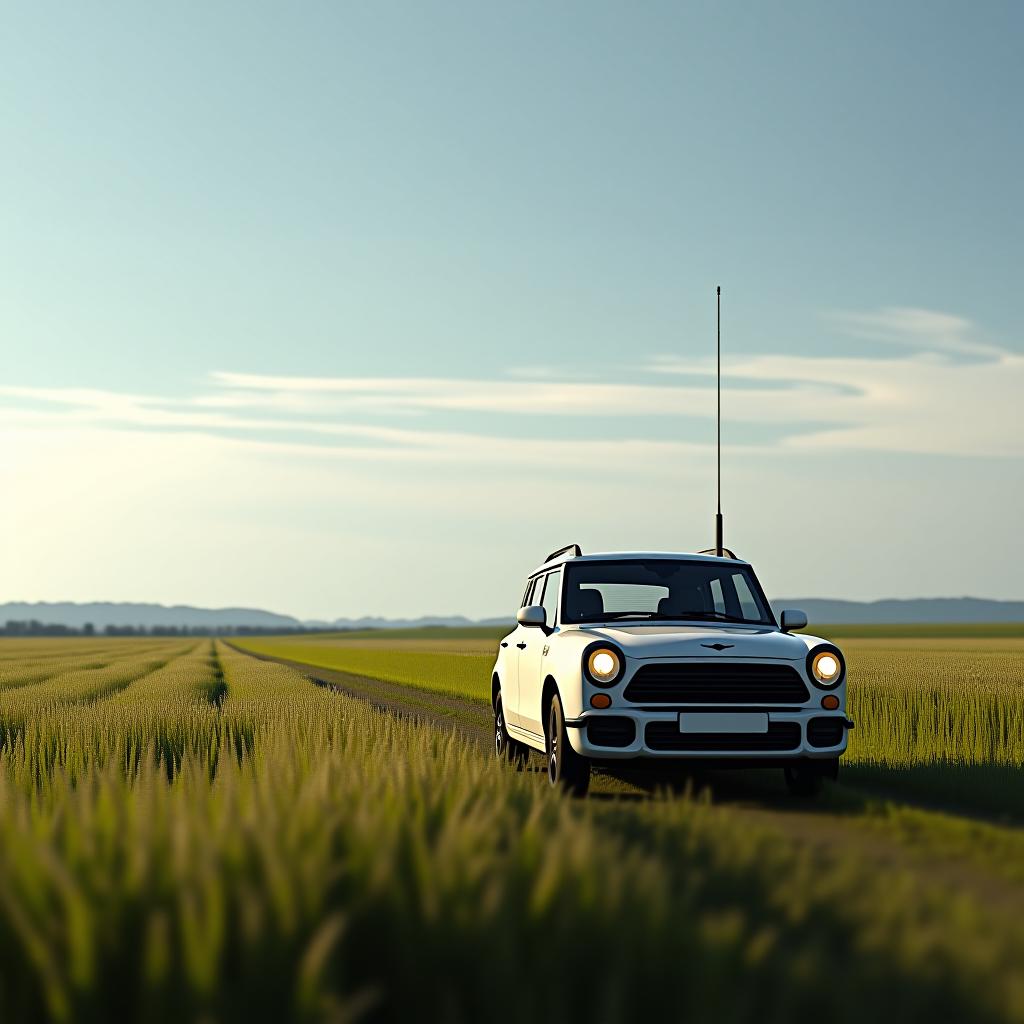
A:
715,285,723,557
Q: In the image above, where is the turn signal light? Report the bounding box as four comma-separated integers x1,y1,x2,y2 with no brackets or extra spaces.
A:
821,694,840,710
590,693,612,709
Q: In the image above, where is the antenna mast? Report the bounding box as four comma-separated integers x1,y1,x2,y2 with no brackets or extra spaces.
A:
715,285,723,557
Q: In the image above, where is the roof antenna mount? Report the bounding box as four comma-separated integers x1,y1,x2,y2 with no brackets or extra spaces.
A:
715,285,724,558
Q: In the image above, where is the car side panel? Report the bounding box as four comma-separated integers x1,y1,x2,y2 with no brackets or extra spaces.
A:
516,570,562,736
516,632,546,736
497,626,524,726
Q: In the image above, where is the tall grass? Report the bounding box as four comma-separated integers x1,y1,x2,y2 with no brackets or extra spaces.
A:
842,639,1024,814
845,641,1024,763
1,641,1024,1021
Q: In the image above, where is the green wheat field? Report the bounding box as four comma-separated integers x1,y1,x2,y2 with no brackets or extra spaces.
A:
1,630,1023,1022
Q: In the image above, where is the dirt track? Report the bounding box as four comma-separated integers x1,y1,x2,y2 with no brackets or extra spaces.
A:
236,645,495,746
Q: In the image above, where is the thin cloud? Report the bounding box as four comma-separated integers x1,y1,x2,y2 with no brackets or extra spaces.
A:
207,371,853,424
0,384,716,469
828,306,1006,359
2,307,1020,462
649,307,1021,458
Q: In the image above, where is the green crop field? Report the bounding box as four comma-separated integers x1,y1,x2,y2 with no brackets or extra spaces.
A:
240,635,496,701
237,630,1024,813
2,634,1024,1022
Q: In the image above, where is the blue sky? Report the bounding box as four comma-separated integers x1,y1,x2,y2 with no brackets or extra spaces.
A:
2,2,1021,619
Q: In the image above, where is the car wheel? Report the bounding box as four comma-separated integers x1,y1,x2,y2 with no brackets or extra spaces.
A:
783,761,824,798
547,693,590,796
494,694,527,768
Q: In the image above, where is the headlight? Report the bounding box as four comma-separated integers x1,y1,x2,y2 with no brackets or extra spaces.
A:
583,643,625,687
589,649,619,680
813,652,841,683
806,645,845,689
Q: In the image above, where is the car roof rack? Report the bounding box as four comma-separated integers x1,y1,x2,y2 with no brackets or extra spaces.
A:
544,543,582,563
698,547,740,559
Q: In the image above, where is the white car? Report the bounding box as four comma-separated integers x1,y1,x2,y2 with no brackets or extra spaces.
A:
491,545,853,797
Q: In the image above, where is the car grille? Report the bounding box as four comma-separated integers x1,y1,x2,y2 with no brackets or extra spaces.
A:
624,662,809,705
645,721,801,752
807,716,845,748
586,716,636,748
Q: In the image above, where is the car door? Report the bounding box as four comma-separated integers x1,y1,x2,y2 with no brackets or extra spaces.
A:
503,577,537,728
517,569,559,737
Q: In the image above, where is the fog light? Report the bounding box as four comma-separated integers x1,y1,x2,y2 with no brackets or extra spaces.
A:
590,693,612,709
821,694,840,710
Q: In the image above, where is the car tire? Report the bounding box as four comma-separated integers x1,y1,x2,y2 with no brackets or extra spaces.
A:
783,761,825,798
494,694,528,768
547,693,590,796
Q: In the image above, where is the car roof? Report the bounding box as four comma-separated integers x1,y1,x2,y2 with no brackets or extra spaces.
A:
528,550,752,577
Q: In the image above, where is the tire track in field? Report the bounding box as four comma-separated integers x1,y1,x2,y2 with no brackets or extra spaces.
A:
230,644,493,744
233,643,1024,916
205,641,228,708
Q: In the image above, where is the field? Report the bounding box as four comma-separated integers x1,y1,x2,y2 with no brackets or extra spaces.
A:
1,632,1023,1022
237,630,1024,813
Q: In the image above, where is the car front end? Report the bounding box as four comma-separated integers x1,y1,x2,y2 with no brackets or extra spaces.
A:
562,626,852,765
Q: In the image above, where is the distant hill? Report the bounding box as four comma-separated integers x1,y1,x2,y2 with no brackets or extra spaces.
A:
771,597,1024,624
3,597,1022,633
322,615,511,630
327,600,1024,629
0,601,302,631
331,600,1024,629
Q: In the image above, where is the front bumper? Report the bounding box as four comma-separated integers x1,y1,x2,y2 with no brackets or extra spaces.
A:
565,708,853,760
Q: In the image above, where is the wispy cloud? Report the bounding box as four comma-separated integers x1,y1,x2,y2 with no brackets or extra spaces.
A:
0,383,715,470
207,372,719,418
828,306,1005,359
650,308,1020,458
2,308,1020,463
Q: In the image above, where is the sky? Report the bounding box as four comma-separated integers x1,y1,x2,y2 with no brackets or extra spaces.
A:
2,1,1021,620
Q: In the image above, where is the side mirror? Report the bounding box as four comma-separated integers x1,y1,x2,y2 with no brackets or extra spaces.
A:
780,609,808,633
517,605,547,629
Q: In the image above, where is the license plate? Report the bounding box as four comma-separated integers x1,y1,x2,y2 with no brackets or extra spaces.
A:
678,712,769,734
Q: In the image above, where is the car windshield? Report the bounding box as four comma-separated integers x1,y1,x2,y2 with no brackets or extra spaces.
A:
561,559,775,626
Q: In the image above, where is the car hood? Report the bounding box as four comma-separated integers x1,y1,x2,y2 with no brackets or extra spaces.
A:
575,624,811,661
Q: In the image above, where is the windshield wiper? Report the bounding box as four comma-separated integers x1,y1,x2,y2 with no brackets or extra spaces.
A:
587,611,661,621
673,610,754,624
576,610,760,624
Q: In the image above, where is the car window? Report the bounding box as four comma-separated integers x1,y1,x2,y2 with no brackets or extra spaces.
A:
540,572,559,627
731,572,761,620
522,577,539,608
561,559,774,625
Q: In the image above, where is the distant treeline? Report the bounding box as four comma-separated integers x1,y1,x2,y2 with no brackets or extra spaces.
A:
0,620,337,638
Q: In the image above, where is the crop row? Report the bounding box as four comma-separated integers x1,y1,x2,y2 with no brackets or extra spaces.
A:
0,642,1023,1022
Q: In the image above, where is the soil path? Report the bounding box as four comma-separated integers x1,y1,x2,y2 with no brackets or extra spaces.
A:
236,646,494,744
